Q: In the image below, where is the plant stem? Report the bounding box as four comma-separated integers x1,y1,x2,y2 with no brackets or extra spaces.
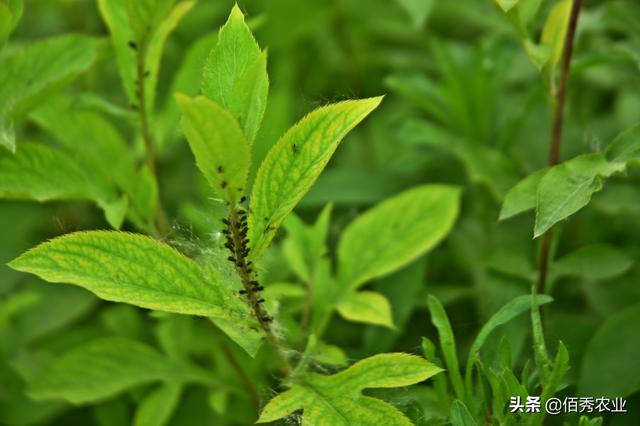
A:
209,322,260,411
225,207,291,377
537,0,584,294
300,281,312,332
135,42,170,237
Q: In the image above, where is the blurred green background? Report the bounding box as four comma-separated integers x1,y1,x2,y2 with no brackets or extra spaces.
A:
1,0,640,424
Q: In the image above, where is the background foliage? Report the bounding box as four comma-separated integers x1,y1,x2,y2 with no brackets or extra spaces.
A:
1,0,640,425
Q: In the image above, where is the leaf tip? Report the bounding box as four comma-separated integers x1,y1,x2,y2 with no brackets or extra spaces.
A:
532,224,547,239
174,92,191,109
497,207,511,222
229,3,245,20
369,94,385,108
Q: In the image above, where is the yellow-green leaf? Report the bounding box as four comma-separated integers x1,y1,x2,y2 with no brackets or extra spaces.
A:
541,0,571,67
338,184,460,289
177,94,251,204
337,291,395,328
249,97,383,261
9,231,262,354
493,0,519,13
258,353,442,425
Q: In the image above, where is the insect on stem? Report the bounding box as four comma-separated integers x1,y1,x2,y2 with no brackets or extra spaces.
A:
222,205,291,376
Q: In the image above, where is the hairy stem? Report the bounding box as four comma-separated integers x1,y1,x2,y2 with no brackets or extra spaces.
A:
537,0,584,294
134,41,170,237
223,206,291,377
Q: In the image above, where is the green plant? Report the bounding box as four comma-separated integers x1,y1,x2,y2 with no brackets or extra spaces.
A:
2,0,640,425
2,3,466,424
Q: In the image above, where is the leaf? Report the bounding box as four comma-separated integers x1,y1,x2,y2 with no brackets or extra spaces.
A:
499,168,547,220
134,383,182,426
283,204,332,282
177,94,251,204
2,0,23,32
396,0,436,28
0,35,99,151
29,337,176,403
9,231,262,353
532,342,569,426
29,95,144,229
338,184,460,289
0,3,12,47
227,51,269,143
534,153,625,238
579,303,640,397
0,363,64,425
469,295,553,362
493,0,519,13
257,353,442,425
158,32,216,147
363,260,426,353
98,0,192,111
30,95,135,195
605,122,640,164
465,294,553,390
427,295,465,400
300,167,404,207
0,143,127,228
97,0,137,105
249,97,382,261
127,0,175,43
143,0,194,112
156,315,192,361
541,0,571,67
0,291,40,329
0,143,94,201
127,165,159,233
552,244,633,280
313,341,348,367
337,291,394,328
13,283,96,342
518,0,544,24
523,39,551,71
450,400,477,426
201,4,268,142
396,119,518,198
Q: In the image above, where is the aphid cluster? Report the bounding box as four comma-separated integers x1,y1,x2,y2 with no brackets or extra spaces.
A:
222,200,273,325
